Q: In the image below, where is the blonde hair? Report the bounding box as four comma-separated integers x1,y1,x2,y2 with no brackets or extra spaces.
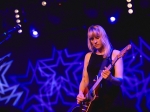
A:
87,25,113,58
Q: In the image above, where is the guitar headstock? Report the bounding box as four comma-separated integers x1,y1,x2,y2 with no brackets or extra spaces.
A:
117,44,132,59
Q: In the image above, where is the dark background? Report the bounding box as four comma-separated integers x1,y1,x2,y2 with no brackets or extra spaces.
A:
0,0,150,112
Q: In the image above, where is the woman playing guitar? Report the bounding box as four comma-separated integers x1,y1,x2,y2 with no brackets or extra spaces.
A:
76,25,126,112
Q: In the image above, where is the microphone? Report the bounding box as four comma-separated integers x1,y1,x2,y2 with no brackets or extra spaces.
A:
0,24,21,44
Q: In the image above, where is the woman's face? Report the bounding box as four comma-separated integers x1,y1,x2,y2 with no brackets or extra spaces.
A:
89,36,102,49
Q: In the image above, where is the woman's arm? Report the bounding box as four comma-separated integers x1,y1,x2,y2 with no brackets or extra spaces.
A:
76,52,91,104
79,52,90,93
112,50,124,85
102,50,124,86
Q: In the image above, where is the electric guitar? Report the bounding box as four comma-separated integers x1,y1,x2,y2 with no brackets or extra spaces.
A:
72,44,132,112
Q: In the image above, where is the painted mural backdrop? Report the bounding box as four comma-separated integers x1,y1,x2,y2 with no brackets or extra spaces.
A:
0,37,150,112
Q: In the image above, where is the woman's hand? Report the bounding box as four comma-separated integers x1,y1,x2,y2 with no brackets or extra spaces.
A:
101,67,112,80
76,91,85,104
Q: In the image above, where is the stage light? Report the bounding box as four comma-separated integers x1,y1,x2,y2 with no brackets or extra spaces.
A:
126,0,133,14
110,17,116,22
15,14,20,18
16,19,21,23
126,0,131,2
128,9,133,14
18,29,22,33
14,9,23,33
33,31,38,35
31,30,39,38
59,3,62,6
108,16,117,24
14,9,19,13
127,3,132,8
42,1,47,6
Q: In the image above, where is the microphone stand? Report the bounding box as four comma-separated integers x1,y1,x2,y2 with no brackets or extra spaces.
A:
0,24,21,44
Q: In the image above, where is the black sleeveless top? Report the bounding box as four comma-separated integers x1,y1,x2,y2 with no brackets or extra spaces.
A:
87,52,124,111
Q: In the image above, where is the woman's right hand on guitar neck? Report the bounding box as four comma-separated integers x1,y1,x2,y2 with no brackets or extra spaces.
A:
76,91,85,104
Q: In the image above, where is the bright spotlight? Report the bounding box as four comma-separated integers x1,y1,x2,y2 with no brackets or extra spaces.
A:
15,14,20,18
110,16,116,22
126,0,131,2
31,30,39,38
128,9,133,14
33,31,38,35
127,3,132,8
14,9,19,13
16,19,21,23
18,29,22,33
42,1,47,6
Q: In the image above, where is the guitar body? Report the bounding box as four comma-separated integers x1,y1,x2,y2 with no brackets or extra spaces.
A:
71,87,99,112
71,94,98,112
79,85,100,112
80,95,98,112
